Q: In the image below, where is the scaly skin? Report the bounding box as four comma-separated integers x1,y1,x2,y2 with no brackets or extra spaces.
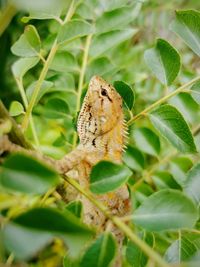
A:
58,76,130,253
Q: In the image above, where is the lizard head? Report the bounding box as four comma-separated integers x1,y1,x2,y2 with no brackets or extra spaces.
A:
77,76,123,145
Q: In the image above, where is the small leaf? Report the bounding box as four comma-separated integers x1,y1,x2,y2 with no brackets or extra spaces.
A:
90,28,138,58
43,98,70,119
12,0,67,21
184,163,200,205
152,171,180,190
171,10,200,57
26,80,53,104
170,157,193,187
0,153,59,194
191,80,200,104
57,20,94,45
149,104,196,153
86,57,115,82
49,51,79,73
3,207,94,259
164,233,200,263
123,145,145,171
11,57,39,79
11,25,41,57
133,127,160,156
144,38,180,85
133,189,198,231
114,80,135,110
9,101,24,116
90,161,132,194
80,233,116,267
126,232,154,267
96,4,141,34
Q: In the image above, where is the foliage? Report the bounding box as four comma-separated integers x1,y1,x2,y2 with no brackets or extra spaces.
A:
1,0,200,266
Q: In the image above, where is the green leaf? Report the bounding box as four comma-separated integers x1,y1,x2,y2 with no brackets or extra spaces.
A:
152,171,181,190
66,200,83,219
26,80,54,104
169,92,199,124
133,189,198,231
184,163,200,205
86,57,116,82
11,25,41,57
123,145,145,171
43,98,70,119
12,0,67,21
57,20,94,45
11,57,39,79
80,233,116,267
149,104,196,153
164,233,200,263
9,101,24,116
170,10,200,57
126,232,154,267
0,153,60,194
90,161,132,194
96,4,141,34
170,157,193,187
144,38,180,85
114,81,135,110
3,207,94,259
191,80,200,104
90,28,138,58
133,127,160,156
49,51,79,73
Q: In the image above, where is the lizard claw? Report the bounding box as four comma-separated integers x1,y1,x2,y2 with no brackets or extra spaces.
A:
0,135,11,154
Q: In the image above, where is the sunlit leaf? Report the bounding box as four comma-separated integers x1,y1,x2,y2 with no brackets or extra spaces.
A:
149,104,196,153
0,153,60,194
144,38,180,85
133,189,198,231
90,161,132,194
171,10,200,57
11,57,39,79
9,101,24,116
11,25,41,57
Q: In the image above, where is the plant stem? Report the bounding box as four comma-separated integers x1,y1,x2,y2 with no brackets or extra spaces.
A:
21,39,59,131
64,176,170,267
0,101,32,149
15,78,39,147
127,75,200,126
0,4,16,36
72,34,93,148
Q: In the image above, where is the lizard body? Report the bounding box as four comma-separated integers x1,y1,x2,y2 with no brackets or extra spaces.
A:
58,76,130,246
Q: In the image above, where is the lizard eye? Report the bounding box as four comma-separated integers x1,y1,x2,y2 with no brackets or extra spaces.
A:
101,88,108,96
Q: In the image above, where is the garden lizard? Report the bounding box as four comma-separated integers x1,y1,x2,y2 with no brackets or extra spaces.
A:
0,76,130,264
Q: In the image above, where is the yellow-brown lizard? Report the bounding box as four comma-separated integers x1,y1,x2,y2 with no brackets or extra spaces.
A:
0,75,130,265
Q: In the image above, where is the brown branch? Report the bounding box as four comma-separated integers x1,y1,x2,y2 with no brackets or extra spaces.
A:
0,100,32,149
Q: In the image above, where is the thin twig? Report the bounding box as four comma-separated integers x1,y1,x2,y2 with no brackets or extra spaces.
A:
127,75,200,126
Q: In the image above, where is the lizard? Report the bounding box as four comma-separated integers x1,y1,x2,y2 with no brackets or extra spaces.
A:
0,75,131,266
